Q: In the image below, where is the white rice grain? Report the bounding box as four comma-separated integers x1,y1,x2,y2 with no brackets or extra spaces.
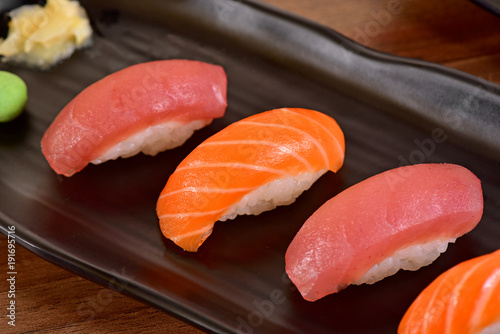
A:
353,238,457,285
219,169,328,221
91,119,211,164
478,322,500,334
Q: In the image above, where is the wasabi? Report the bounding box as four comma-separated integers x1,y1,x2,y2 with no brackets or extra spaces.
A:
0,71,27,122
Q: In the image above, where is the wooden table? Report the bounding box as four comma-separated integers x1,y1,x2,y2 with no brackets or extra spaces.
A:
1,0,499,333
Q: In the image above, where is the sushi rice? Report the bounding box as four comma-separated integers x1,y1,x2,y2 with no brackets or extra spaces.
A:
220,169,328,221
479,323,500,334
353,237,456,285
91,119,211,164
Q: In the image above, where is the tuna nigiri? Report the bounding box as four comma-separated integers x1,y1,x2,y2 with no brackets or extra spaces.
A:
399,249,500,334
285,163,483,301
41,59,227,176
156,108,345,252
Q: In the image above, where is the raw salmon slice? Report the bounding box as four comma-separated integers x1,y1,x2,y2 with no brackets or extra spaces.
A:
156,108,345,252
399,249,500,334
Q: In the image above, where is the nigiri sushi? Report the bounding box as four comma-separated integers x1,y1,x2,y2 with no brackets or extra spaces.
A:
156,108,345,252
399,249,500,334
285,163,483,301
41,59,227,176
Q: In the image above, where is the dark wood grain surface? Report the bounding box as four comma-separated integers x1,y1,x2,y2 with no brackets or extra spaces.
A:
1,0,500,333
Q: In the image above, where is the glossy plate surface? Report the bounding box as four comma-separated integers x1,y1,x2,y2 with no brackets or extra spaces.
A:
471,0,500,16
1,1,500,333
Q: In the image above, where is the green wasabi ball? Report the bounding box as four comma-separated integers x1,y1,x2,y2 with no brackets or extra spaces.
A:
0,71,28,122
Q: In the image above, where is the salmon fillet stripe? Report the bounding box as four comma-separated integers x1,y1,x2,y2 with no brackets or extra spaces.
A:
469,268,500,331
198,140,315,172
399,249,500,334
156,108,346,252
444,259,486,333
171,225,214,242
159,207,229,219
175,163,293,175
236,121,332,168
159,186,259,199
282,108,345,162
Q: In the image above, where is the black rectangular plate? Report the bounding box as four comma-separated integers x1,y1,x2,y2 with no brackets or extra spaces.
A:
472,0,500,16
1,1,500,333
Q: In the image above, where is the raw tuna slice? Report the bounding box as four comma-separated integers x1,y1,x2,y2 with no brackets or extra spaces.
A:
41,59,227,176
285,163,483,301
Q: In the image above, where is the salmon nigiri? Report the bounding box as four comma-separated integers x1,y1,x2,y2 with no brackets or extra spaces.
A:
399,249,500,334
41,59,227,176
286,164,483,301
156,108,345,252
